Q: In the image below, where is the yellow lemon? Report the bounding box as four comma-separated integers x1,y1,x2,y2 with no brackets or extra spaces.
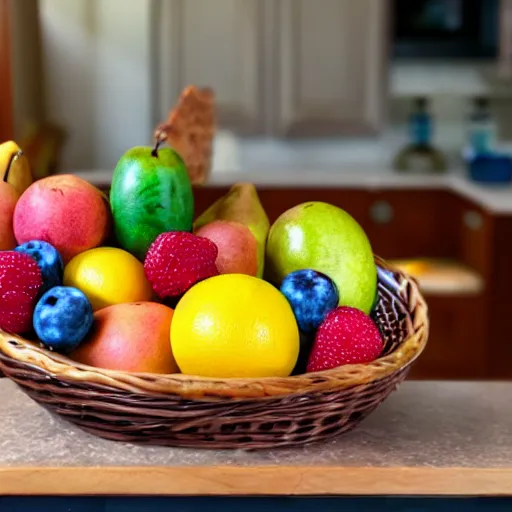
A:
63,247,153,311
171,274,299,378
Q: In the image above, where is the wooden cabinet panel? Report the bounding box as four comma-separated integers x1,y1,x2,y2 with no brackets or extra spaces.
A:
486,215,512,378
0,0,43,142
0,0,13,141
452,196,493,279
365,189,455,260
156,0,388,137
193,186,372,227
276,0,388,136
499,0,512,79
157,0,270,134
409,295,488,380
194,187,456,259
256,188,372,227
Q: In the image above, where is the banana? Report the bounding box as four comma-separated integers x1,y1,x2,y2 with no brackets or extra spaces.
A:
0,141,33,195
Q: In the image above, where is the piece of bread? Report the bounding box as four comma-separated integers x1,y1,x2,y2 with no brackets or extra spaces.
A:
154,86,215,185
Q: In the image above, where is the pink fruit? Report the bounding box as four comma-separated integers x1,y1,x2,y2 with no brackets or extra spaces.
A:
195,220,258,276
71,302,179,374
13,175,110,263
0,182,19,250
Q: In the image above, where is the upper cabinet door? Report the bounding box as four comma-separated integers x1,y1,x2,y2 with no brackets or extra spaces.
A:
499,0,512,79
276,0,389,137
157,0,271,135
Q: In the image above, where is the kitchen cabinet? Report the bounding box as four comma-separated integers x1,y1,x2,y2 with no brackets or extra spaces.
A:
500,0,512,78
193,187,465,262
156,0,389,137
365,190,457,260
156,0,272,135
276,0,388,136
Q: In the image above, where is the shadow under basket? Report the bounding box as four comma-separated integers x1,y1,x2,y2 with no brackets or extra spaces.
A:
0,257,428,450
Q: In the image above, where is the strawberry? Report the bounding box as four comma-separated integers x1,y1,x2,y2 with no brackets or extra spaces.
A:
0,251,43,334
307,306,383,372
144,232,219,299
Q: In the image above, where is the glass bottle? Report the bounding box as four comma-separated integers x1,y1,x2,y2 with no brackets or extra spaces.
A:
467,96,496,156
393,97,447,174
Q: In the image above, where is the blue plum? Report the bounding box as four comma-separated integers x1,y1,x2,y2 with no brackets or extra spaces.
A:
15,240,63,293
33,286,93,353
280,269,339,334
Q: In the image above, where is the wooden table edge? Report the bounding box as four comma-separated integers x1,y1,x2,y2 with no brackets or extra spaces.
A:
0,466,511,496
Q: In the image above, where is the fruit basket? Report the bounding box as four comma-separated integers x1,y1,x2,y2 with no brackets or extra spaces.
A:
0,107,428,449
0,256,428,450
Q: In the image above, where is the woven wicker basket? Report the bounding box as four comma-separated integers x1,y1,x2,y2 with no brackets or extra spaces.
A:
0,257,428,450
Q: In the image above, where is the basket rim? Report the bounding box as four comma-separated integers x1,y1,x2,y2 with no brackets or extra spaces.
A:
0,260,429,400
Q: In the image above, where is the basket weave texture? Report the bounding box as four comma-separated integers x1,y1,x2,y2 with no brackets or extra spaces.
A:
0,257,428,449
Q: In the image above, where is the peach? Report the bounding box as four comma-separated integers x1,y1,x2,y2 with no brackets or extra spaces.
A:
0,181,19,250
13,174,110,263
71,302,178,374
195,220,258,276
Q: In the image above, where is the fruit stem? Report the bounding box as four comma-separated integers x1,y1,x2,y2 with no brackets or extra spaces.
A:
151,140,162,158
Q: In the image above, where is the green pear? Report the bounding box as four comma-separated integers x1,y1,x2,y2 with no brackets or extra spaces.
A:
194,183,269,278
265,201,377,314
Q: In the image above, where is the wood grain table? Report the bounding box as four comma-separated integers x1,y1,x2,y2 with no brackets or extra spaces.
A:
0,379,510,498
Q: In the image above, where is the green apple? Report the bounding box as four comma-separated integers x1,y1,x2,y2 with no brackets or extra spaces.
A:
110,146,194,260
265,201,377,314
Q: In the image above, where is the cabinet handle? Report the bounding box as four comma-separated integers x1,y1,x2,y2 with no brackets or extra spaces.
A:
463,210,483,231
370,200,394,224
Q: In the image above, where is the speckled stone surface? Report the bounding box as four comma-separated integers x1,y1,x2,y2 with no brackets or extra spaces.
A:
0,380,510,468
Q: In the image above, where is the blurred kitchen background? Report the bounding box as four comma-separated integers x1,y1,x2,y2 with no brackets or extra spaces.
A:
4,0,512,175
2,0,512,380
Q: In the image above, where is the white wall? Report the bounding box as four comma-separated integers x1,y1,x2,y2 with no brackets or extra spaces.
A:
10,0,44,140
40,0,154,170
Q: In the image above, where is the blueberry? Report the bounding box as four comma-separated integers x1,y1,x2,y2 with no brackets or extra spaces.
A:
33,286,93,353
15,240,63,293
280,269,339,334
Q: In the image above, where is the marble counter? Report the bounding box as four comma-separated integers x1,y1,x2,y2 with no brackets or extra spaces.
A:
0,380,511,496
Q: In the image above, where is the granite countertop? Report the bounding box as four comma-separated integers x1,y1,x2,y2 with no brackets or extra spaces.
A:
0,380,511,496
62,131,512,215
210,170,512,215
69,167,512,216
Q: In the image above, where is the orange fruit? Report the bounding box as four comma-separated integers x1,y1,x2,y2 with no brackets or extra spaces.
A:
170,274,299,378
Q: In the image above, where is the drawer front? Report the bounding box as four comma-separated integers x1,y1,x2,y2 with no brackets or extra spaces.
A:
456,198,493,278
366,190,452,260
408,295,488,380
193,186,372,227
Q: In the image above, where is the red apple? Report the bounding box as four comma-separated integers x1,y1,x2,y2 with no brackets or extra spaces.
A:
195,219,258,276
13,174,111,262
0,181,19,250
